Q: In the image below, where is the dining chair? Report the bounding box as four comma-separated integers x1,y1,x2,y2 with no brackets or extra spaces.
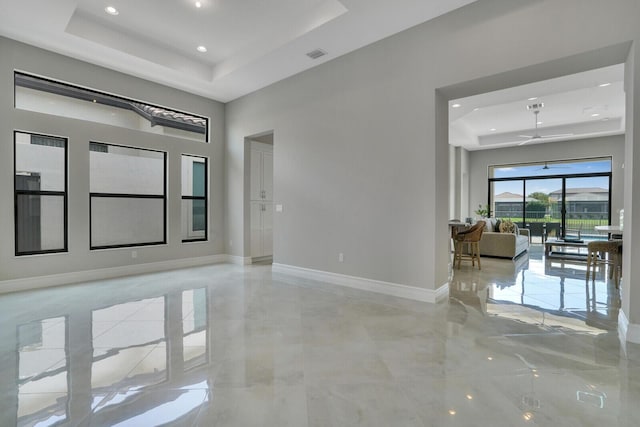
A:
453,220,486,270
585,239,622,288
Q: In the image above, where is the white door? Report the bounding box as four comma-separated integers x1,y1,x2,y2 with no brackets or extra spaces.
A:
262,202,273,256
250,150,262,201
250,202,263,257
262,152,273,201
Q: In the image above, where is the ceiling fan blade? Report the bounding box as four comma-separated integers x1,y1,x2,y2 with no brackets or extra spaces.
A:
518,134,533,138
517,139,533,146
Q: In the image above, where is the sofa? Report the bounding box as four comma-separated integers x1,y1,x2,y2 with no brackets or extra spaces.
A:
478,218,530,259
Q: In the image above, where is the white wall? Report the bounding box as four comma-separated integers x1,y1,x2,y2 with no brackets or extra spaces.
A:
0,37,225,282
467,135,625,222
225,0,640,316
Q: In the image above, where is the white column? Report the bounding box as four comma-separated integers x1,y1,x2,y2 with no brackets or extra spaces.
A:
620,42,640,342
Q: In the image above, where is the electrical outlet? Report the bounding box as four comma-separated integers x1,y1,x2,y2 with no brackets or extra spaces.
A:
131,250,137,259
338,253,344,263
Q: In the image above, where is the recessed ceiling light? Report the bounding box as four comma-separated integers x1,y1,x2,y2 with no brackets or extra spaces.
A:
591,113,600,117
195,1,202,7
451,103,461,108
105,6,119,15
602,117,610,121
489,128,497,132
196,45,207,53
537,121,543,125
528,97,538,101
599,82,611,87
472,107,480,112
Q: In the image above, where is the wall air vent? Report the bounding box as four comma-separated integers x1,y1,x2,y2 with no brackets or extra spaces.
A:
306,49,327,60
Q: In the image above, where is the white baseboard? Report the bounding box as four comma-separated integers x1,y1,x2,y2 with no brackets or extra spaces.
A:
226,255,253,265
0,254,228,294
618,309,640,344
272,263,448,303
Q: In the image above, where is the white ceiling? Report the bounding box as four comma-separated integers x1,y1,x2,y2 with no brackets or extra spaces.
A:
449,64,626,151
0,0,476,102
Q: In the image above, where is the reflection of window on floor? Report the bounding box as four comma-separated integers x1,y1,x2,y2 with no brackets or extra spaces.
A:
87,293,210,424
91,297,167,414
182,155,208,242
90,143,166,249
18,317,68,425
14,131,67,255
182,288,208,369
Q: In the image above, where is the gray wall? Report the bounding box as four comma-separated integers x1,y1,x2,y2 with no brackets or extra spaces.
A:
467,135,626,223
225,0,640,298
0,37,225,281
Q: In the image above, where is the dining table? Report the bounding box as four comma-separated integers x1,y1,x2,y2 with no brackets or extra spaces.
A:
594,225,624,239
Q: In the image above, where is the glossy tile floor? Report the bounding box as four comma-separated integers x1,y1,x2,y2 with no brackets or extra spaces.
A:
2,246,640,426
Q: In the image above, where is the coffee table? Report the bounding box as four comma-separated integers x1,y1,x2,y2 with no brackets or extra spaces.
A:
544,238,588,258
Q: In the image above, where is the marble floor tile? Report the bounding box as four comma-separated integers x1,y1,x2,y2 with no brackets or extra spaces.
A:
0,246,638,426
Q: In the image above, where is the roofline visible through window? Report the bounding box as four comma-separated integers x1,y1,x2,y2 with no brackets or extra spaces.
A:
15,71,209,138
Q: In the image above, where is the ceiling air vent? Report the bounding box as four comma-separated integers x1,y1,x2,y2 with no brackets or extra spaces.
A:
306,49,327,60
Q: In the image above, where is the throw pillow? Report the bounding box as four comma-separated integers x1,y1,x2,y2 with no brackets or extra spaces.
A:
499,220,516,234
494,219,501,232
483,218,495,232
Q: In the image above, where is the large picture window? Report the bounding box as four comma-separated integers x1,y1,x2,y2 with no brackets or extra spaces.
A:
488,157,612,242
90,143,166,249
15,72,209,143
181,155,208,242
14,131,67,255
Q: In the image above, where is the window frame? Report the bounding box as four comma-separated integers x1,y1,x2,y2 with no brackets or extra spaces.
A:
14,130,68,256
14,71,210,143
181,154,208,243
89,142,167,250
487,157,613,238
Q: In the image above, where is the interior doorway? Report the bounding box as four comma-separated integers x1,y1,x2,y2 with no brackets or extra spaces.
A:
441,43,630,288
246,132,274,263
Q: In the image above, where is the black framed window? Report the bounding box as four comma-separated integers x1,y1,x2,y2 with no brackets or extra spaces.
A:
14,131,68,256
90,143,166,249
15,72,209,143
488,158,612,241
181,155,208,242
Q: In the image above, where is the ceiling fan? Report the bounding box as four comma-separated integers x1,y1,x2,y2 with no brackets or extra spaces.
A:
536,161,570,170
517,103,573,145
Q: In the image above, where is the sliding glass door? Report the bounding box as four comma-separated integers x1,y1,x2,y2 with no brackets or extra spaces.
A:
489,158,611,243
526,178,562,242
563,176,610,240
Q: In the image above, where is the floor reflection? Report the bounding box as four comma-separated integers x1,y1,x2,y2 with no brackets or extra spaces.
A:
1,285,212,426
451,245,621,333
0,251,638,426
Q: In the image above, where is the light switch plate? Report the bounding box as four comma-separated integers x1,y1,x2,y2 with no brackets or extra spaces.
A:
275,204,283,212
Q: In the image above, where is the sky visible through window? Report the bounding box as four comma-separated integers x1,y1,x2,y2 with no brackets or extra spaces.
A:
491,159,611,195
